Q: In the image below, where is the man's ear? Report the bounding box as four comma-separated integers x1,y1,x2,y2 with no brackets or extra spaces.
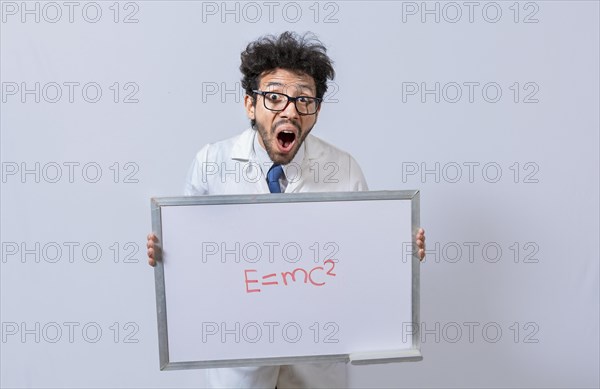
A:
244,94,255,120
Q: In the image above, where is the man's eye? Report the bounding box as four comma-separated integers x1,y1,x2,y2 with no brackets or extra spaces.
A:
267,93,282,101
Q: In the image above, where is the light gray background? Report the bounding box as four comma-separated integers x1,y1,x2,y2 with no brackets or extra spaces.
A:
1,1,598,388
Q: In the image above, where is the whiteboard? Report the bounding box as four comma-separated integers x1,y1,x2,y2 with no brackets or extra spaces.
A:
151,190,421,370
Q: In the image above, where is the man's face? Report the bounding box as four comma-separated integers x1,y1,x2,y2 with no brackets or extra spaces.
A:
244,68,320,165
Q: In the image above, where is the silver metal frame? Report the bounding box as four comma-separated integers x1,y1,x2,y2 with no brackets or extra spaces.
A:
151,190,421,370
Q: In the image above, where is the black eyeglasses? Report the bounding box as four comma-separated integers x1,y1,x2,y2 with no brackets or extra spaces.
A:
252,90,322,115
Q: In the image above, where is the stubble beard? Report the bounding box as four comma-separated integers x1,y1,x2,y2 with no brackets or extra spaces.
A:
255,120,313,165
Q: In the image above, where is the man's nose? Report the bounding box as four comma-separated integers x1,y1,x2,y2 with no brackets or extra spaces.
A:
279,97,300,120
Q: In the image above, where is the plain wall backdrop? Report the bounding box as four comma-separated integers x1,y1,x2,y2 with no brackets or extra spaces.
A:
1,1,599,387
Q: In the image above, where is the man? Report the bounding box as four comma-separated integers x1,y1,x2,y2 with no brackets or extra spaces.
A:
147,31,425,388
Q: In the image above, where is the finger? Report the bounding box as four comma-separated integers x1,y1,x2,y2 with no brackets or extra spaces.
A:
417,238,424,249
147,233,158,242
419,248,425,261
147,247,157,267
146,239,154,250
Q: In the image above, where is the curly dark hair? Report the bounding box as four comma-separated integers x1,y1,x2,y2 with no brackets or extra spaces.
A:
240,31,335,102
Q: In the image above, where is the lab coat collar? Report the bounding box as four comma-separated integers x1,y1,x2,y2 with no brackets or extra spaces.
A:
230,127,256,162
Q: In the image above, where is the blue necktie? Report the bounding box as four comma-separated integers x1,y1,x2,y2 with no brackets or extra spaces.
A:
267,164,284,193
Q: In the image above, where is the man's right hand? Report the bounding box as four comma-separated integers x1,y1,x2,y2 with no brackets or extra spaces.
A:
146,233,160,267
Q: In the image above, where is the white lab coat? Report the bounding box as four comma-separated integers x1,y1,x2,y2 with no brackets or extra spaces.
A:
183,127,368,388
185,127,368,196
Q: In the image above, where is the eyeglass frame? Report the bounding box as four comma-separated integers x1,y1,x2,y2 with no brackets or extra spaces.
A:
252,90,322,115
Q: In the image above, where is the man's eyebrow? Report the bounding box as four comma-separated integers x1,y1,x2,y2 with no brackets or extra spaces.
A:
263,82,315,94
264,82,284,88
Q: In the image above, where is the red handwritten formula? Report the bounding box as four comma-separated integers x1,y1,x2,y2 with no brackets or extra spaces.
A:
244,259,337,293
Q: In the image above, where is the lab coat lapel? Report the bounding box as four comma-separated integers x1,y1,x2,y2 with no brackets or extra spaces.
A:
230,128,270,194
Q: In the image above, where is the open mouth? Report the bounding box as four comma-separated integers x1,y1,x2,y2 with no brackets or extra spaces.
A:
276,130,297,152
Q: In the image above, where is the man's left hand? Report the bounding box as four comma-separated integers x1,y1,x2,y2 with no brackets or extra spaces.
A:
417,228,426,261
